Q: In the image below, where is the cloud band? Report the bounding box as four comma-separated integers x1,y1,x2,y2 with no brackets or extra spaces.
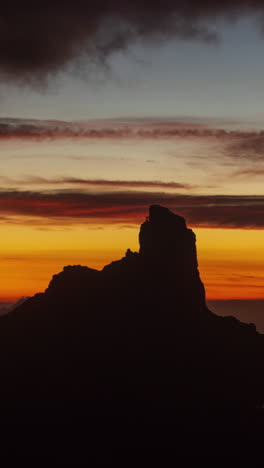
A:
0,189,263,229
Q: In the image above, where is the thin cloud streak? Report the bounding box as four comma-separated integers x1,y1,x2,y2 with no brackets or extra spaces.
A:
2,176,193,190
0,189,263,229
0,117,263,141
2,118,264,166
232,168,264,177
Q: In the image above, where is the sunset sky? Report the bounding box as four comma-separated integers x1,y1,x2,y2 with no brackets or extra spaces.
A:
0,3,263,303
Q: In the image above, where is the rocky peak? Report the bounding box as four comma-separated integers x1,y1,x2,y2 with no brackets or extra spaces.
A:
138,205,205,307
150,204,186,230
139,204,198,267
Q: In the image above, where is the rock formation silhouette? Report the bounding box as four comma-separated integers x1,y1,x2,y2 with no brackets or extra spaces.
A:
1,205,264,435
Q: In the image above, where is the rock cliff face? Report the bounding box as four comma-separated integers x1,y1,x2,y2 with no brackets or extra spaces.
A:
0,205,264,426
139,204,206,307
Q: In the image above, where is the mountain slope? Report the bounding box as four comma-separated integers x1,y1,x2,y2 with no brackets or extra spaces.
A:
1,205,264,425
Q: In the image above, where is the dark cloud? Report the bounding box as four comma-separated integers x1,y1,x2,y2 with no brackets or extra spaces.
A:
2,1,264,86
0,189,263,229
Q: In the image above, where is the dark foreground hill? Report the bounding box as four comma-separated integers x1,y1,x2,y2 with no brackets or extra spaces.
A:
1,205,264,452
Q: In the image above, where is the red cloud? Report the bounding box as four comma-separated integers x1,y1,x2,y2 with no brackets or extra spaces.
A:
0,190,263,229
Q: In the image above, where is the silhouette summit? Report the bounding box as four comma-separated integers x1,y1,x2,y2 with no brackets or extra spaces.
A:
1,205,264,430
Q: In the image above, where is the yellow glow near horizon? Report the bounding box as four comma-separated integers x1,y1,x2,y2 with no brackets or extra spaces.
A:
0,223,263,301
196,228,264,299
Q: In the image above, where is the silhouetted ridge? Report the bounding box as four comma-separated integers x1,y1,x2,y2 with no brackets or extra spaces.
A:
1,205,264,432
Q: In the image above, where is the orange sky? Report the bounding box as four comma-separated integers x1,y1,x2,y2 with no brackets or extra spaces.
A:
0,127,263,302
0,223,263,301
